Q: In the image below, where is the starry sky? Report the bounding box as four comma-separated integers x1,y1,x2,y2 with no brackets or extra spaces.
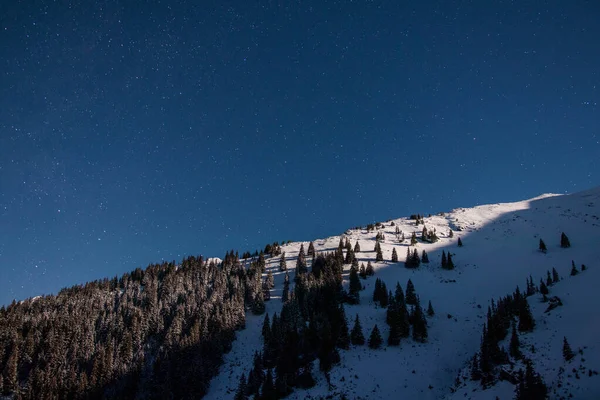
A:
1,1,598,305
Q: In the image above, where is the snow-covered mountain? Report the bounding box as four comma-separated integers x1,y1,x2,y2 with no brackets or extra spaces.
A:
206,187,600,400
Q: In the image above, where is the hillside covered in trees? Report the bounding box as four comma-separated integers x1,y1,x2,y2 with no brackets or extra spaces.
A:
2,187,600,400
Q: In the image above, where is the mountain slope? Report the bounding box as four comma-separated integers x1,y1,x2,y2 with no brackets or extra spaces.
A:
206,187,600,399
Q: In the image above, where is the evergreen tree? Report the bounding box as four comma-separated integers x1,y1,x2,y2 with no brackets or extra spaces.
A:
354,240,361,253
266,271,275,289
448,229,454,238
282,272,290,303
539,239,547,253
296,244,308,276
350,315,365,345
458,237,463,247
368,325,383,349
563,337,574,361
410,232,417,246
539,280,549,295
411,297,428,342
348,264,361,304
427,300,435,317
261,369,276,400
446,253,455,270
307,241,315,257
373,278,381,303
441,250,447,269
252,292,266,315
262,313,271,340
421,250,429,264
560,232,571,248
387,320,401,346
582,263,587,271
279,252,287,271
345,247,355,264
546,270,553,286
515,360,548,400
379,282,389,307
518,299,535,332
509,325,521,359
337,306,351,350
366,261,375,276
375,241,384,262
552,267,560,283
570,260,578,276
359,263,367,279
406,279,417,306
391,247,398,262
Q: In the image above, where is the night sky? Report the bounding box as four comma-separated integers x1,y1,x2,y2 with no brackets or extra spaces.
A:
1,1,598,305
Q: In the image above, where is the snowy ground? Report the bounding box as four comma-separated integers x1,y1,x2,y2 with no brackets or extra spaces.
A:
205,187,600,399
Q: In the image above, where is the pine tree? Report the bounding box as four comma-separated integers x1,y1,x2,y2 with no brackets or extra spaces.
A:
410,232,417,246
261,369,276,400
560,232,571,248
262,313,271,340
348,264,361,303
354,240,361,253
427,300,435,316
295,244,308,276
266,271,274,289
379,282,389,307
387,320,401,346
368,325,383,349
345,247,355,264
518,299,535,332
391,247,398,262
446,253,455,269
366,261,375,276
421,250,429,264
448,229,454,238
337,306,351,350
282,272,290,303
539,239,547,253
552,267,560,283
509,325,521,359
411,297,428,342
539,280,548,295
373,278,381,303
458,237,463,247
350,315,365,345
441,250,447,269
546,270,553,286
279,252,287,271
570,260,578,276
406,279,417,305
515,360,548,400
563,337,574,361
307,241,315,256
359,263,367,279
375,241,383,262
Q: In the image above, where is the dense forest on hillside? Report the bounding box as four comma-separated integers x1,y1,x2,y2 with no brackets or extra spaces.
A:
0,253,263,399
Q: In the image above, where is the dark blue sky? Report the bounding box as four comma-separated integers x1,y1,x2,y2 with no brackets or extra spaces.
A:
1,1,598,305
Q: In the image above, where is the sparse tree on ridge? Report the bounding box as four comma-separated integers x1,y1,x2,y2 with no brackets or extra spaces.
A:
354,240,361,253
